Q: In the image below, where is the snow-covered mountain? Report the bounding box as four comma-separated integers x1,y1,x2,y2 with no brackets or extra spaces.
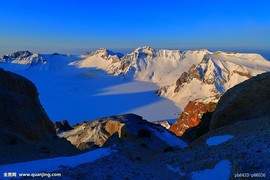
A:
0,51,82,71
71,48,123,72
1,47,270,123
70,46,270,110
71,46,210,86
0,50,46,68
156,51,270,109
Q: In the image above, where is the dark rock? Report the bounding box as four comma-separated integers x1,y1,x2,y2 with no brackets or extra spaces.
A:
137,129,151,138
0,68,55,140
163,147,175,153
181,112,213,142
135,157,142,161
11,51,32,58
210,72,270,130
54,120,73,133
0,68,79,165
2,55,9,60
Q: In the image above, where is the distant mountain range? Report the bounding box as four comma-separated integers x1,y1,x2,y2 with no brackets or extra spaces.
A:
1,46,270,112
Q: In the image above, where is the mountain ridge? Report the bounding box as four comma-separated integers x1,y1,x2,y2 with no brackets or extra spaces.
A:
1,47,270,123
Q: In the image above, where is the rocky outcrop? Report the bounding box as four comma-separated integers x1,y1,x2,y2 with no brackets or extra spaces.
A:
210,72,270,130
0,68,79,165
181,112,213,142
152,120,171,129
60,114,186,151
174,64,202,93
54,120,73,134
60,118,124,150
169,96,219,136
0,68,55,140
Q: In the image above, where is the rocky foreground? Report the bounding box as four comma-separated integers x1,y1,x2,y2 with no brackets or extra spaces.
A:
54,72,270,179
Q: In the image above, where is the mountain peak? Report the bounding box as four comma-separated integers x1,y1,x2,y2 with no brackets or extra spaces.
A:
87,48,123,58
1,50,46,66
132,46,156,58
134,46,155,52
10,50,33,59
185,49,210,54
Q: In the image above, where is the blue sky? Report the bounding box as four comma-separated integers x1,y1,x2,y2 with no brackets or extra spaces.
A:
0,0,269,54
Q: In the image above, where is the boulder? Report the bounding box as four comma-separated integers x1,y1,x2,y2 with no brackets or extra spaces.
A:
60,114,146,150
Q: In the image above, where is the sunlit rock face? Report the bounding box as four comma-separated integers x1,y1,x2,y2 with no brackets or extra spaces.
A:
169,96,219,137
59,114,186,151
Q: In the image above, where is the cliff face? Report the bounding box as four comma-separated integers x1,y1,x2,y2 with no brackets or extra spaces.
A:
169,96,219,136
0,68,79,165
0,68,55,139
210,72,270,130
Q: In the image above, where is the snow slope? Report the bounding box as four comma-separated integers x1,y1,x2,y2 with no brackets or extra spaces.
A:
149,127,187,148
157,51,270,109
72,46,209,86
0,148,113,174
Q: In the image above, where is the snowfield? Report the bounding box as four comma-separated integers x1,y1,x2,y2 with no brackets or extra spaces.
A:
0,148,113,174
150,127,187,148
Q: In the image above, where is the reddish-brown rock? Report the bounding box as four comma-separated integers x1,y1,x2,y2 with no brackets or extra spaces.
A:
169,98,218,137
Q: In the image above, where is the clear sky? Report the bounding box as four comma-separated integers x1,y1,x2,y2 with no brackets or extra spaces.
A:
0,0,269,54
